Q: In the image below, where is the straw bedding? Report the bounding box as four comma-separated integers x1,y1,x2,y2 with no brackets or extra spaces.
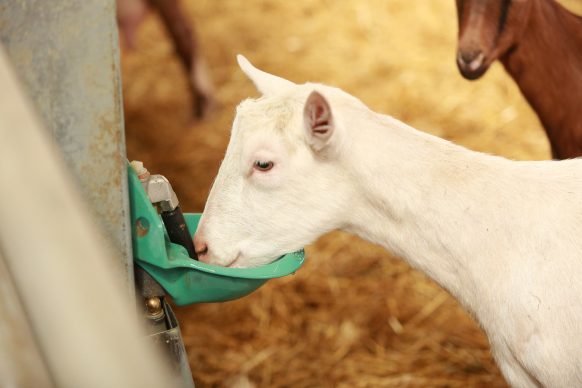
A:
121,0,581,386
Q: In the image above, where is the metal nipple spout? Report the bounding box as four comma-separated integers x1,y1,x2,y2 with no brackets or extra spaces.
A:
160,206,197,259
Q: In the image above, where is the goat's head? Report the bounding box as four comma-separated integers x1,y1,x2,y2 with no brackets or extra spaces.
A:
194,56,356,268
455,0,532,79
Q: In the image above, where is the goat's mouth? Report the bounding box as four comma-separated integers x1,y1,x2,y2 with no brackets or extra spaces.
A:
226,252,282,269
456,52,490,80
226,252,242,268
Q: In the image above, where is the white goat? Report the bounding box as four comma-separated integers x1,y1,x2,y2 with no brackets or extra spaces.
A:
194,55,582,388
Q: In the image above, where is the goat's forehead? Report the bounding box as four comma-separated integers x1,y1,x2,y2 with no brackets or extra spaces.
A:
233,96,303,139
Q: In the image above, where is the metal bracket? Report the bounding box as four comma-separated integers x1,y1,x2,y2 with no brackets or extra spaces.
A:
131,161,179,212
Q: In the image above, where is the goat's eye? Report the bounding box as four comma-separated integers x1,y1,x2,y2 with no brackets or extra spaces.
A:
254,160,274,172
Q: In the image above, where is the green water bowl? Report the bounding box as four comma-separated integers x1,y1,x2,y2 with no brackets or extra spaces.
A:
135,214,305,305
128,163,305,306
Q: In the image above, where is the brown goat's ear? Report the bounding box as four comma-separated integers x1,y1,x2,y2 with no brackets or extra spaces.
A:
304,91,334,152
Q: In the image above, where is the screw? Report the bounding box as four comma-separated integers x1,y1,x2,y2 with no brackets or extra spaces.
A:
136,217,150,237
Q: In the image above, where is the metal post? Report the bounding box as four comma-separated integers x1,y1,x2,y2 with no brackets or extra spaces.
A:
0,0,134,296
0,1,196,386
0,44,179,388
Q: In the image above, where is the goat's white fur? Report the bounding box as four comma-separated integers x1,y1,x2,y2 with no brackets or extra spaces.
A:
196,56,582,387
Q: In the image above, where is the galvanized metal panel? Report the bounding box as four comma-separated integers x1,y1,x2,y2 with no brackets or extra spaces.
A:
0,43,179,388
0,3,195,386
0,0,134,293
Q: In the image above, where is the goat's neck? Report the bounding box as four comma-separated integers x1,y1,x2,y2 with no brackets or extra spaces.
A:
501,0,582,159
342,114,514,315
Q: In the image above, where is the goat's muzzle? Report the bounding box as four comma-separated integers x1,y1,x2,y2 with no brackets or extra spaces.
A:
456,50,489,80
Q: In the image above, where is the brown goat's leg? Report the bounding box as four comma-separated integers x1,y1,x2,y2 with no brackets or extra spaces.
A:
117,0,149,50
147,0,215,119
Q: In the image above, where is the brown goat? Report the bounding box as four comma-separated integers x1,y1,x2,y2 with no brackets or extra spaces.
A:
455,0,582,159
116,0,214,119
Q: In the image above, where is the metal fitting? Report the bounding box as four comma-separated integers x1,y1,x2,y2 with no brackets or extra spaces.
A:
145,296,165,321
144,175,179,212
130,160,179,211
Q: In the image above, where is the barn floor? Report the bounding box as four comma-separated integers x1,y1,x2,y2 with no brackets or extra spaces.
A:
121,1,580,386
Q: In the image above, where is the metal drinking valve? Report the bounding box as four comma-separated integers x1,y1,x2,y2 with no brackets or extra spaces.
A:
130,160,197,259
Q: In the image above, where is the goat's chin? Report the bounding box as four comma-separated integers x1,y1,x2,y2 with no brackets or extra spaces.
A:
228,261,259,269
228,254,280,269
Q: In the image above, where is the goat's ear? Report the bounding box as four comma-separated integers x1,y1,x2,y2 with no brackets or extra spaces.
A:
237,54,295,95
304,91,335,152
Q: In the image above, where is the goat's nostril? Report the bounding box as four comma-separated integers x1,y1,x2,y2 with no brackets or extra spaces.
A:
195,242,208,256
194,234,209,257
458,50,484,66
457,50,487,79
468,52,485,71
